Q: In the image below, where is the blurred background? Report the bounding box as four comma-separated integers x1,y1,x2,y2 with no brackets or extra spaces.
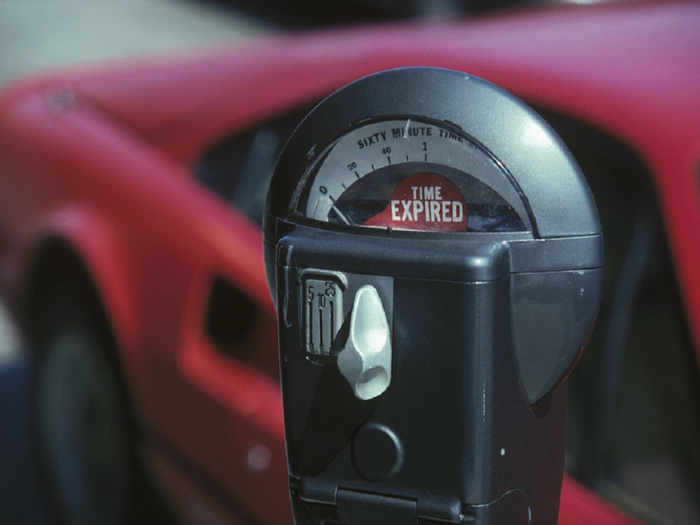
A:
3,1,698,525
0,3,268,522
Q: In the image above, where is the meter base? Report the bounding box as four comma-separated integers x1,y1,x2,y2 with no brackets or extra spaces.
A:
279,252,569,524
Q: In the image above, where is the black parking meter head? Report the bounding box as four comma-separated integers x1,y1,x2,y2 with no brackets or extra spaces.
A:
264,68,603,524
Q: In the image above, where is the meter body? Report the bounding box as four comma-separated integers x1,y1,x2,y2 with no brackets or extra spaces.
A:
264,68,603,524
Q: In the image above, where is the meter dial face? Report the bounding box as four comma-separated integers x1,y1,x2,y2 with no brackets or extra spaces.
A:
296,118,532,233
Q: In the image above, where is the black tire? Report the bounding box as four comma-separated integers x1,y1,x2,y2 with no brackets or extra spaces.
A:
31,279,172,525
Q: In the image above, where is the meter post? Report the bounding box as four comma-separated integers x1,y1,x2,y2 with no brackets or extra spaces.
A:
264,68,603,524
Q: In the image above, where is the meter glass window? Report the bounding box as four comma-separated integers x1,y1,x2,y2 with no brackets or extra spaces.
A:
296,118,532,233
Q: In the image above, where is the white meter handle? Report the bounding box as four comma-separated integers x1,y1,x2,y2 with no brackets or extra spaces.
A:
337,285,392,400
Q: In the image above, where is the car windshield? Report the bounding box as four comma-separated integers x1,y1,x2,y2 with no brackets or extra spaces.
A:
193,108,309,225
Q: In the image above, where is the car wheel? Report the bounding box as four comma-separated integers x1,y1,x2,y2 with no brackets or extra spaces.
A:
34,323,131,525
29,279,165,525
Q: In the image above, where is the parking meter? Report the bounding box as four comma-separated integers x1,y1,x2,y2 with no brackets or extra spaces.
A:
264,68,603,524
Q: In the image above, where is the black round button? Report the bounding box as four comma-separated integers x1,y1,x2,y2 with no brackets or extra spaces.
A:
352,423,404,481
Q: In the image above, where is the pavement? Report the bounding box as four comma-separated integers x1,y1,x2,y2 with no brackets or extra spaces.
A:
0,1,271,522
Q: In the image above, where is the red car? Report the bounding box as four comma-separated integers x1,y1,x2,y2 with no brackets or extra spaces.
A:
0,1,698,524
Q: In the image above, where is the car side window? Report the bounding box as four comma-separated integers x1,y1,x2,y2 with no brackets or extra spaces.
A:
193,107,311,224
205,276,258,351
545,112,700,525
204,276,279,378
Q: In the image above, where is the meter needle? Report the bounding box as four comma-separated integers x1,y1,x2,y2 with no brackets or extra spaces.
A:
331,205,351,225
